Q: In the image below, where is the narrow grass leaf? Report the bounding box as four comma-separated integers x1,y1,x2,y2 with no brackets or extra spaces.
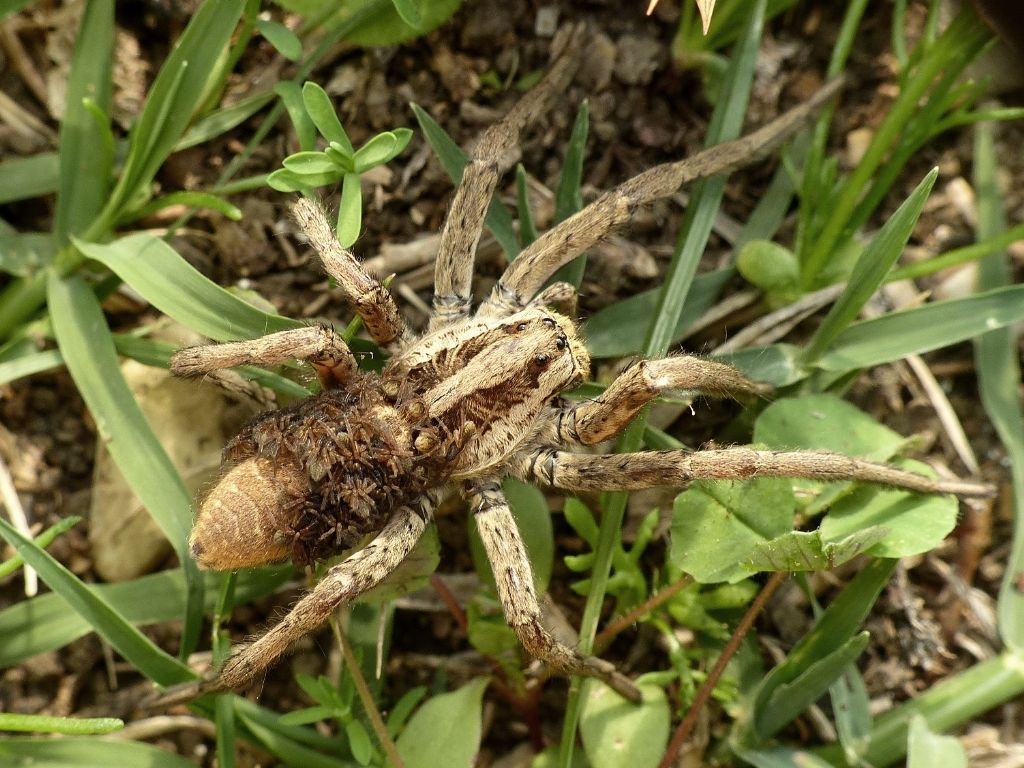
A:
411,103,519,257
739,559,896,745
973,121,1024,651
756,633,870,741
583,269,732,358
549,99,589,287
176,91,275,151
0,515,192,687
802,169,936,363
54,0,113,245
0,566,290,667
98,0,245,228
0,152,59,204
515,165,538,247
816,285,1024,372
396,677,489,768
123,191,242,223
0,515,80,579
75,234,301,340
237,710,354,768
0,713,122,735
0,349,64,387
830,665,871,764
0,738,197,768
47,272,205,656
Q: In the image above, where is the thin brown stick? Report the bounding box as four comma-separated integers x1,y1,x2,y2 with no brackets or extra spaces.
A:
594,575,694,654
658,571,786,768
331,615,406,768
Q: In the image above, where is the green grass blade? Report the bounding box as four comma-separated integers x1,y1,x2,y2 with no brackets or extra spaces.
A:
815,285,1024,372
94,0,245,235
582,269,732,358
0,515,80,579
737,559,897,747
237,708,357,768
53,0,114,245
756,632,870,741
0,566,290,667
47,272,205,657
0,349,64,387
0,738,198,767
559,3,768,764
973,121,1024,651
0,515,193,687
0,152,59,204
75,234,301,340
802,168,937,364
411,103,520,257
48,273,193,544
515,165,538,247
0,713,122,735
176,91,276,151
550,99,590,287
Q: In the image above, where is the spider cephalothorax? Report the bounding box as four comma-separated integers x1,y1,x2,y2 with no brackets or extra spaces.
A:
161,28,992,706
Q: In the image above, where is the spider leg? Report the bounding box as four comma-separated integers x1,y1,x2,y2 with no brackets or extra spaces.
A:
477,78,844,318
150,495,436,708
467,481,642,703
171,324,357,390
556,356,769,445
292,198,409,350
522,449,994,498
526,280,577,316
428,25,584,331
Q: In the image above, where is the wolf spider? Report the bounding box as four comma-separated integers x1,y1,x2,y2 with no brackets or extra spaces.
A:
162,29,990,705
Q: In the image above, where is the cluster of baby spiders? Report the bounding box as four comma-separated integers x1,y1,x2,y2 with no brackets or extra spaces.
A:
158,26,991,706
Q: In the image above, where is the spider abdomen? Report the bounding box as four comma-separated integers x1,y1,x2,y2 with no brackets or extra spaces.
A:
191,377,434,570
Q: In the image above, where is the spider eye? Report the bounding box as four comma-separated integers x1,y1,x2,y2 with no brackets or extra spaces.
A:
534,353,550,367
542,317,556,327
517,322,528,332
556,336,566,350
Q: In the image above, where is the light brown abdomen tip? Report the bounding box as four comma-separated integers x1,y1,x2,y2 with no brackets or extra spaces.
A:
190,457,299,570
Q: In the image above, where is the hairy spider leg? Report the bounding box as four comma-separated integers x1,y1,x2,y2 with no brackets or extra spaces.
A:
152,496,436,708
521,448,994,498
476,78,845,319
292,198,409,350
468,481,642,702
171,324,358,390
556,356,770,445
428,25,584,331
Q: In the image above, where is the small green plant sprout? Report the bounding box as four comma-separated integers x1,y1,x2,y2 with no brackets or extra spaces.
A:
268,81,413,247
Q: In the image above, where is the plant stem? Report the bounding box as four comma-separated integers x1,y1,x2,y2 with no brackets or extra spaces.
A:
331,616,405,768
659,571,785,768
593,575,694,654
